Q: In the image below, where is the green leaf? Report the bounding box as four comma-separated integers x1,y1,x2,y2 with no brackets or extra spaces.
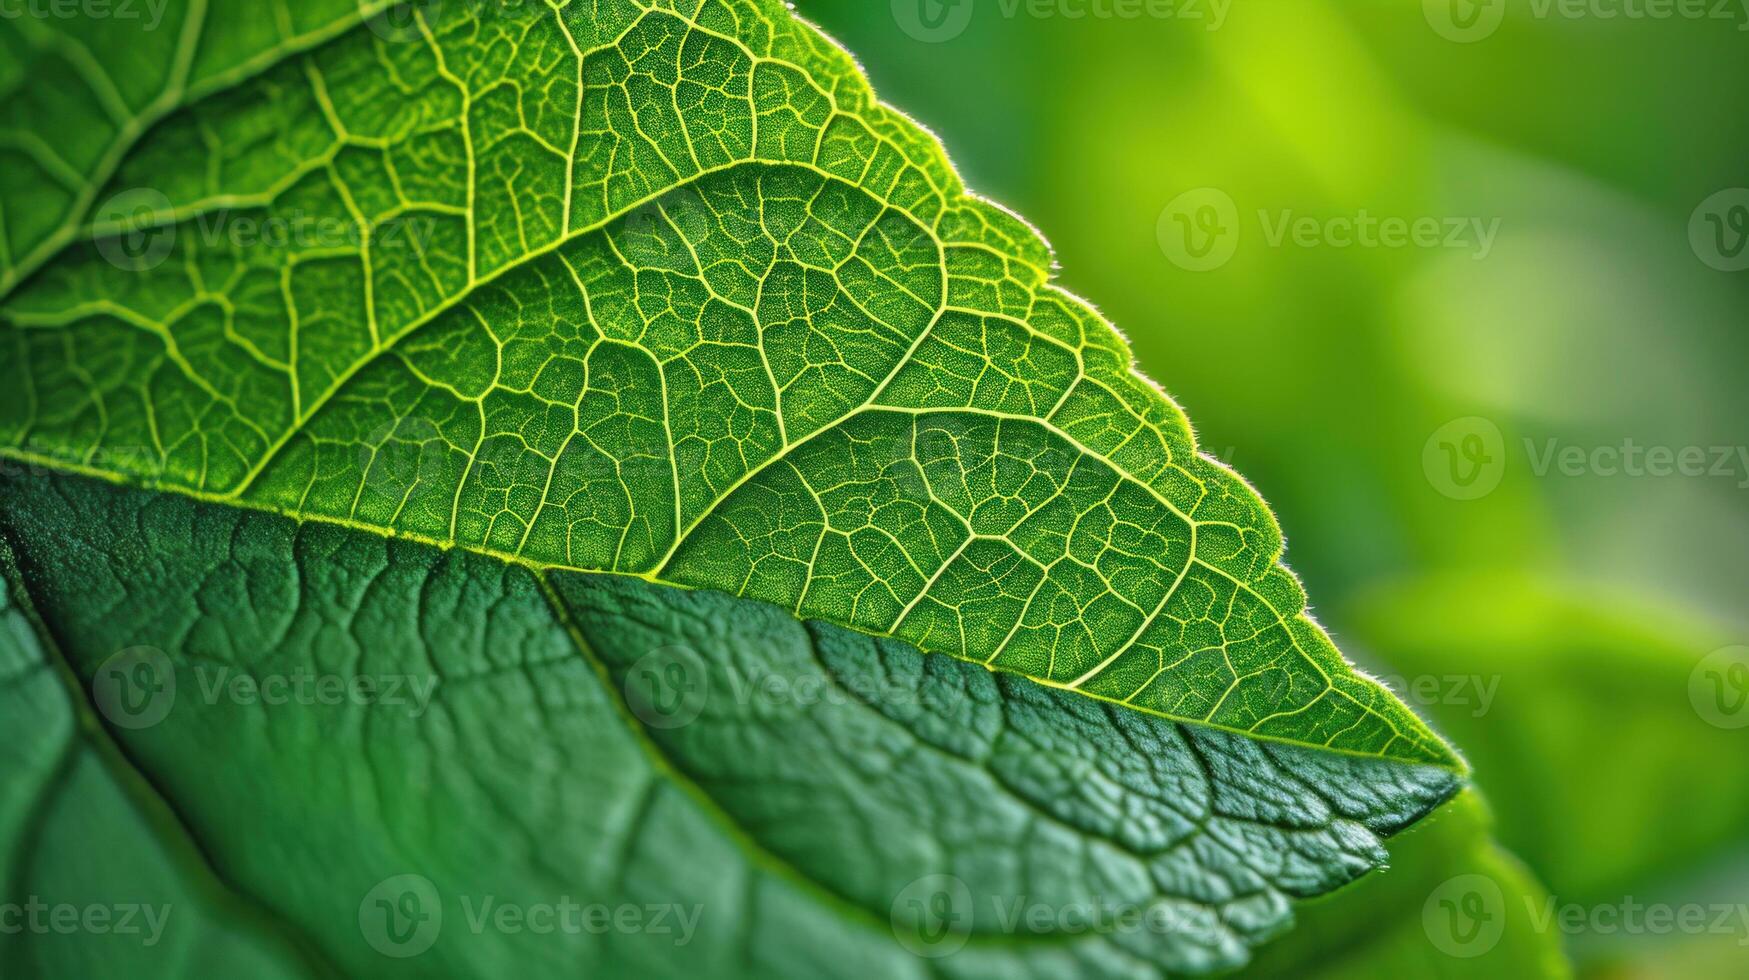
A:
0,0,384,296
0,473,1459,977
1227,792,1570,980
0,532,319,978
0,0,1456,768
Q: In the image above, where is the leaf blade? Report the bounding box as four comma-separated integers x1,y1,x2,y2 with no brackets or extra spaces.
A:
0,0,1456,766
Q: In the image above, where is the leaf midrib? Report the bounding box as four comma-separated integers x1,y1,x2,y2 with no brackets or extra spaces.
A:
0,445,1457,773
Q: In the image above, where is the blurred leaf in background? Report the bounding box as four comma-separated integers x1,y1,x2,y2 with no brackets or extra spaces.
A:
798,0,1749,974
1351,574,1748,903
1231,791,1570,979
1349,573,1749,975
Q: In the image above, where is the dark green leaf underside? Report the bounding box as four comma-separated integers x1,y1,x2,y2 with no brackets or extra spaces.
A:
0,472,1459,978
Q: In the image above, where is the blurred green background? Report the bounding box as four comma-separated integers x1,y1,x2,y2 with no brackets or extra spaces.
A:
797,1,1748,976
